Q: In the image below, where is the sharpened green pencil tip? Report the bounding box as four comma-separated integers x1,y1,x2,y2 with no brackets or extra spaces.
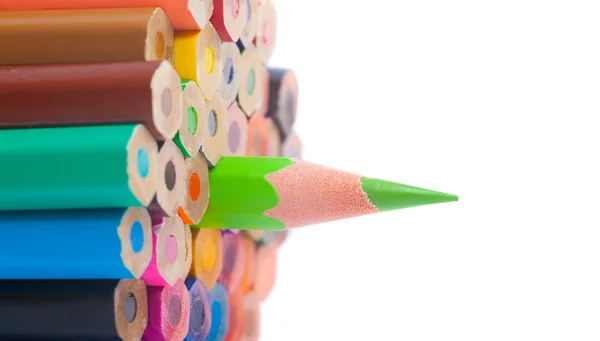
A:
360,177,458,212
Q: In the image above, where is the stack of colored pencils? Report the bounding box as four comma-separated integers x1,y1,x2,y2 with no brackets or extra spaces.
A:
0,1,459,340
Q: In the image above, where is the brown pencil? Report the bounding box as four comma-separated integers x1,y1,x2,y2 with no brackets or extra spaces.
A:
266,67,299,139
0,8,174,66
0,60,183,141
148,140,186,217
200,93,228,167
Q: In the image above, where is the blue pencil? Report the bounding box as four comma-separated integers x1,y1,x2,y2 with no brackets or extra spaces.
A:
0,207,152,279
207,282,230,341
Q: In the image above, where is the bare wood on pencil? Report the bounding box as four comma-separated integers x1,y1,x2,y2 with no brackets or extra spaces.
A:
178,81,207,158
0,60,184,140
267,68,299,139
180,225,193,280
281,131,302,158
127,125,160,207
237,45,264,116
224,101,249,156
117,207,153,278
115,279,148,341
155,217,188,286
178,153,210,225
210,0,248,42
265,117,281,156
149,140,186,217
254,0,276,64
218,42,242,107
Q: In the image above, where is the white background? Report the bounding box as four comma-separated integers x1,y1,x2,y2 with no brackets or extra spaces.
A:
260,1,600,340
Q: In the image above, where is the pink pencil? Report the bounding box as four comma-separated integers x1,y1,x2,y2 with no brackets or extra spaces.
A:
144,278,191,341
142,216,188,286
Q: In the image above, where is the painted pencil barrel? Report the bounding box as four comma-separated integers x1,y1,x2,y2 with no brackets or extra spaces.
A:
144,278,191,341
190,229,224,290
239,236,258,294
281,131,303,158
219,231,245,292
177,152,210,225
210,0,247,42
174,23,223,100
201,93,228,167
148,140,187,217
207,282,230,341
142,217,189,287
254,0,276,64
225,102,249,156
0,279,148,341
240,293,260,341
0,60,184,140
237,0,258,51
185,278,213,341
218,42,243,107
0,124,158,210
237,44,264,116
266,68,298,139
0,208,152,279
0,0,214,31
175,80,208,159
254,244,276,302
0,8,174,66
224,289,245,341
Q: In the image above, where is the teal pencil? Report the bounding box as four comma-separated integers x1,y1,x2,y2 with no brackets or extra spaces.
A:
0,124,159,211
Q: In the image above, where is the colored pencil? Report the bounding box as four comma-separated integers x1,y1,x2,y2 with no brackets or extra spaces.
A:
144,278,191,341
149,140,187,217
219,232,245,292
265,117,281,156
0,279,147,341
266,68,298,139
237,44,264,116
174,23,223,100
224,289,245,341
245,113,268,156
184,278,213,341
254,244,276,302
254,0,276,64
200,93,228,167
225,102,249,156
194,156,459,230
256,59,270,116
218,43,243,107
175,80,208,159
0,8,173,66
0,124,158,211
256,230,283,247
240,293,260,341
207,282,230,341
142,217,189,287
0,60,184,140
180,225,194,281
0,0,214,30
281,131,303,158
239,236,258,294
237,0,258,51
210,0,247,43
177,152,210,225
0,208,152,279
243,230,265,243
190,229,224,290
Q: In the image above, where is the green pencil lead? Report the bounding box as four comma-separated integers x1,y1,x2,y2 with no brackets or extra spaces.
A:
360,177,459,212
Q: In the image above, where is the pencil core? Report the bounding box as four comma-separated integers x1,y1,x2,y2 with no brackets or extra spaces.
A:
224,57,234,84
162,88,173,117
231,0,241,18
165,235,178,264
165,161,177,191
125,292,137,323
205,47,215,74
130,221,145,254
202,239,217,270
137,148,150,179
247,68,255,95
155,32,166,60
188,107,199,135
223,244,236,273
208,109,218,136
229,121,241,153
168,294,182,327
190,173,201,201
191,299,206,333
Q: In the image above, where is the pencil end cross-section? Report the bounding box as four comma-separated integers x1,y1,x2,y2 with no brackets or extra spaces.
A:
360,177,459,212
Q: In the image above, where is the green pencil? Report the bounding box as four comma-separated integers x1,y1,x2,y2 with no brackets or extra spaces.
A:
0,124,158,211
193,156,458,230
